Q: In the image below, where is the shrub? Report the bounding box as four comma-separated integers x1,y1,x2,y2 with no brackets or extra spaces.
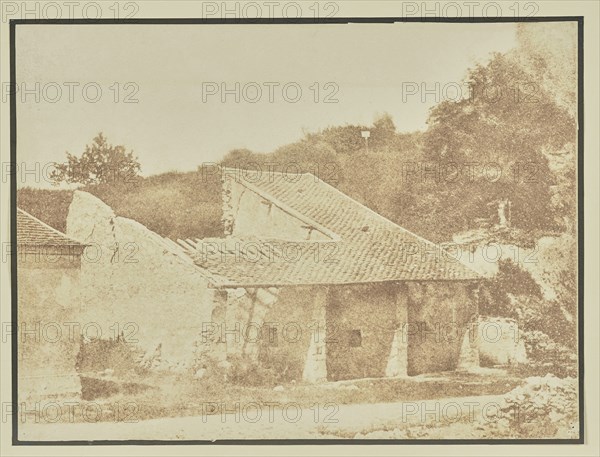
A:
226,354,279,387
520,330,577,377
76,336,143,377
477,374,578,438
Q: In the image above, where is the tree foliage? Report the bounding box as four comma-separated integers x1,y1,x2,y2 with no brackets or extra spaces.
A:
51,133,141,186
416,52,576,236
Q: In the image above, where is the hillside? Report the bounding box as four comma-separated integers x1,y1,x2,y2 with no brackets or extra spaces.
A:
17,125,432,242
18,171,223,241
17,30,576,246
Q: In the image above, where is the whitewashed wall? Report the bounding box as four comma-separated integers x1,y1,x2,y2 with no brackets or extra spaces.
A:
66,191,216,371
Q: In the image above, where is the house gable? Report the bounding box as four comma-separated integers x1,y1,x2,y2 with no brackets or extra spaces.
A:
222,175,335,241
177,168,484,287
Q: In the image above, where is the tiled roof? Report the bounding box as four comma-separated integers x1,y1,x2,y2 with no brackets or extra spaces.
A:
177,170,483,287
17,208,86,247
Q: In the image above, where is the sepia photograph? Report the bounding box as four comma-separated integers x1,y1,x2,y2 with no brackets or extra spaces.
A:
4,4,589,448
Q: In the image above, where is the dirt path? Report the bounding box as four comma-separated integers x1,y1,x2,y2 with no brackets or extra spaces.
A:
18,394,504,441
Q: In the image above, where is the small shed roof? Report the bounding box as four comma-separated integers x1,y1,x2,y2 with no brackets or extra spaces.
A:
17,208,86,247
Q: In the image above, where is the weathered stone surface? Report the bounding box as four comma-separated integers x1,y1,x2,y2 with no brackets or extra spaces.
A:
326,284,397,381
66,191,215,372
457,327,480,370
385,285,409,377
18,256,83,402
478,317,528,366
302,288,327,383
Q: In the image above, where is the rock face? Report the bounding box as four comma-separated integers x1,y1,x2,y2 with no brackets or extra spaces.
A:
66,191,216,371
478,317,528,366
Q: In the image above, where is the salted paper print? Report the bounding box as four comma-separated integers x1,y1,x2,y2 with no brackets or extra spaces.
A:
12,19,580,442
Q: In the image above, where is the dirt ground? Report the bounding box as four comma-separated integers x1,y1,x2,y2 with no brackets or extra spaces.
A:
17,369,524,441
19,393,507,441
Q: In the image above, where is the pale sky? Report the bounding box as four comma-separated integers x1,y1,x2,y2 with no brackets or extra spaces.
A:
15,22,517,184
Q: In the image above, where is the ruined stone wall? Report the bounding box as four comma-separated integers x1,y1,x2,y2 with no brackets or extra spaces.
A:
66,191,215,372
18,254,83,401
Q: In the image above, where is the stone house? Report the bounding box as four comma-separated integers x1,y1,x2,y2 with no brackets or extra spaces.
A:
65,168,484,383
17,208,87,401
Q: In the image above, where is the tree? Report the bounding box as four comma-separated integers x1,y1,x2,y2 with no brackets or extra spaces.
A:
421,52,575,235
370,113,397,150
425,53,574,165
51,133,141,186
220,148,257,168
318,124,367,155
480,258,543,318
515,22,577,117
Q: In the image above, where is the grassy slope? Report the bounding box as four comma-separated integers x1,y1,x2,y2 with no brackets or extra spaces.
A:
17,171,224,241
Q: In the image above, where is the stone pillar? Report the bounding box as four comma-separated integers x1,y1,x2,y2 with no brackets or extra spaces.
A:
242,287,278,360
196,289,228,367
457,285,481,370
457,325,480,370
385,286,409,377
302,287,327,383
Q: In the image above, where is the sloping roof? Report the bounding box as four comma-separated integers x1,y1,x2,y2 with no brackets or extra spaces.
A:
177,169,483,287
17,208,86,247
